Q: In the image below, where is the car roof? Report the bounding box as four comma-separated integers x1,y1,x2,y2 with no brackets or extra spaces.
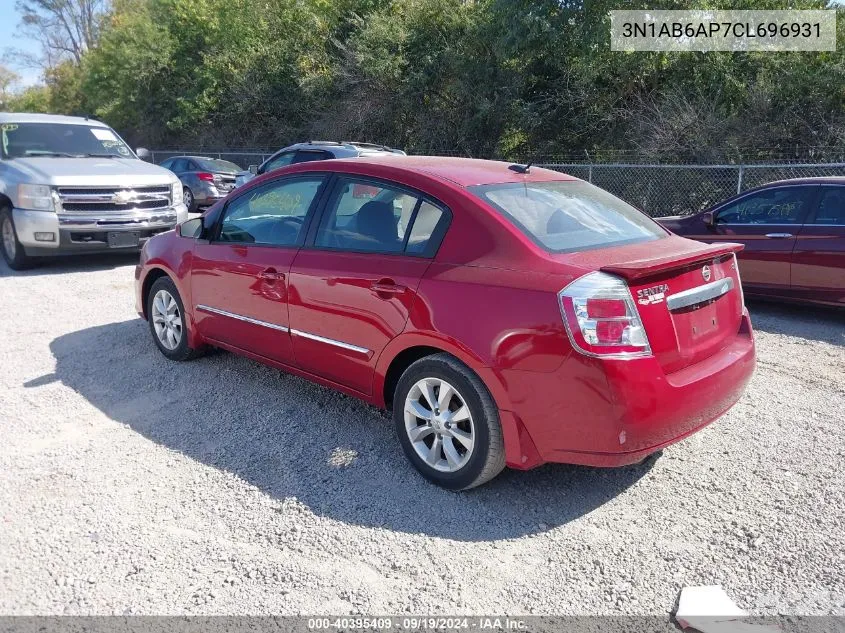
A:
167,155,225,162
274,141,405,157
0,112,111,127
763,176,845,187
290,155,578,187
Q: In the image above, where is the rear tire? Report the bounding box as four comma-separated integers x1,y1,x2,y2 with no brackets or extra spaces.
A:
0,207,36,271
183,187,196,213
146,276,205,361
393,353,505,490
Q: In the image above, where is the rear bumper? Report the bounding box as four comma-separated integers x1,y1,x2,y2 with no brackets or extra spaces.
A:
192,183,232,207
14,205,188,256
501,311,756,468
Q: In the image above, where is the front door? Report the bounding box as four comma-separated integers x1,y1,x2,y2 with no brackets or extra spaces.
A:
190,175,327,365
288,176,448,394
700,186,815,295
791,186,845,306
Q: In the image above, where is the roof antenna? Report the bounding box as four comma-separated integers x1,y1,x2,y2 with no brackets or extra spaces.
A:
508,161,532,174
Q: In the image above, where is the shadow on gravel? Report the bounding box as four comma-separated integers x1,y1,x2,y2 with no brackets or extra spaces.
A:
0,252,140,278
747,299,844,347
48,319,656,541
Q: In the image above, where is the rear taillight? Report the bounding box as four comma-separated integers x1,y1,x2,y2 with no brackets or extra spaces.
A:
559,272,651,358
197,172,214,182
732,253,745,313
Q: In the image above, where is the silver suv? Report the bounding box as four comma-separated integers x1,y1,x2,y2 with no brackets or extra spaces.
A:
234,141,406,188
0,113,188,270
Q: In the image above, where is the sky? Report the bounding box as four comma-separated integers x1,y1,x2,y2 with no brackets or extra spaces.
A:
1,0,44,88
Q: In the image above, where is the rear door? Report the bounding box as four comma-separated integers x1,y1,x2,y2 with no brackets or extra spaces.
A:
700,186,814,295
190,175,328,365
288,175,450,394
791,186,845,306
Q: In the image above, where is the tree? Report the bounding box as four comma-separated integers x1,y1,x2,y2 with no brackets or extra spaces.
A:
15,0,109,67
0,65,21,109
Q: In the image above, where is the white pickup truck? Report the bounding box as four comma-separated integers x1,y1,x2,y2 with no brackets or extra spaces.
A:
0,112,188,270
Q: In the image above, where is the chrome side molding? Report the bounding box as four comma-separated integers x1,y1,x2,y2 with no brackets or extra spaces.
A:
290,329,370,355
195,304,369,354
195,304,289,332
666,278,734,311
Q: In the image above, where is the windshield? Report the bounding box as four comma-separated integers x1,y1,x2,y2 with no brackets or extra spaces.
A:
469,180,666,253
194,158,241,172
0,122,135,159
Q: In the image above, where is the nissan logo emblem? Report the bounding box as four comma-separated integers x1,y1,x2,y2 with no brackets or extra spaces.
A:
702,265,712,282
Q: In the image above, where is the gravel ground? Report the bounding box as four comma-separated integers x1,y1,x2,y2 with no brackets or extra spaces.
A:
0,254,843,616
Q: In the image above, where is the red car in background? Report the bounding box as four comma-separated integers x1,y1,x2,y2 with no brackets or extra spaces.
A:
135,157,755,490
660,178,845,307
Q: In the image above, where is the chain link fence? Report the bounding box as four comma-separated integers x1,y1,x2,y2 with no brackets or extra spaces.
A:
149,150,845,217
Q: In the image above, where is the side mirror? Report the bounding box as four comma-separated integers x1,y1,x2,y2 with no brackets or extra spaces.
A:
702,211,715,227
136,147,151,161
179,217,204,238
248,164,258,175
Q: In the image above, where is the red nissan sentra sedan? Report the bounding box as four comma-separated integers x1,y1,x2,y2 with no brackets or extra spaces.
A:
135,157,756,490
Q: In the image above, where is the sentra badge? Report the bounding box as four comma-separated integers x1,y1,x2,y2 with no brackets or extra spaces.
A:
637,284,669,305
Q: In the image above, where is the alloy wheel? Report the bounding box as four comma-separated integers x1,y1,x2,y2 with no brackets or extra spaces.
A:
183,189,193,208
404,377,475,473
1,217,16,260
151,289,183,350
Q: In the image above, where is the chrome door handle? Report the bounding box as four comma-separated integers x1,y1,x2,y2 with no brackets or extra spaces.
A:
764,233,793,239
371,280,406,295
258,268,285,281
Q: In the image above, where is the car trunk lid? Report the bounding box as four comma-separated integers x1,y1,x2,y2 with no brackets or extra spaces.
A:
561,238,744,373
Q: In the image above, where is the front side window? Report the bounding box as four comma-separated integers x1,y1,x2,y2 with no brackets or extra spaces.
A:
260,152,295,174
0,122,134,159
814,188,845,225
716,188,810,225
469,180,665,253
217,177,323,247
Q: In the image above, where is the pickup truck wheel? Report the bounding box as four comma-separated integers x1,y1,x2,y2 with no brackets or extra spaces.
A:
0,208,35,271
183,188,196,212
147,276,205,361
394,353,505,490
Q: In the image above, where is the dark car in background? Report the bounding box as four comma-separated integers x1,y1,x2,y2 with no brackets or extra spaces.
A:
235,141,406,188
159,156,241,212
659,178,845,307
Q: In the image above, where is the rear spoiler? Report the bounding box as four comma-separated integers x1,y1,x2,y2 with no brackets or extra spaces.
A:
601,242,743,281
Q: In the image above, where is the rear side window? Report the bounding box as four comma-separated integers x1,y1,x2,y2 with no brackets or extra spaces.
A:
814,188,845,225
469,181,664,253
315,177,448,256
293,150,332,164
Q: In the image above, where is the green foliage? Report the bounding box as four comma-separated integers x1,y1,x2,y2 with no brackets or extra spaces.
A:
8,0,845,161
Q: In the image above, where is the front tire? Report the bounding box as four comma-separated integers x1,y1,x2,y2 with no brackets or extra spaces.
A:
393,353,505,490
0,207,35,271
147,276,204,361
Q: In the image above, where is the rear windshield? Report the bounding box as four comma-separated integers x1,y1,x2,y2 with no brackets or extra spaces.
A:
194,158,241,172
469,181,666,253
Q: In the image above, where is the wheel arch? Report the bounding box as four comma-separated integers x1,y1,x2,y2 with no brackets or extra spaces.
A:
140,266,172,319
0,193,12,211
373,333,513,413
